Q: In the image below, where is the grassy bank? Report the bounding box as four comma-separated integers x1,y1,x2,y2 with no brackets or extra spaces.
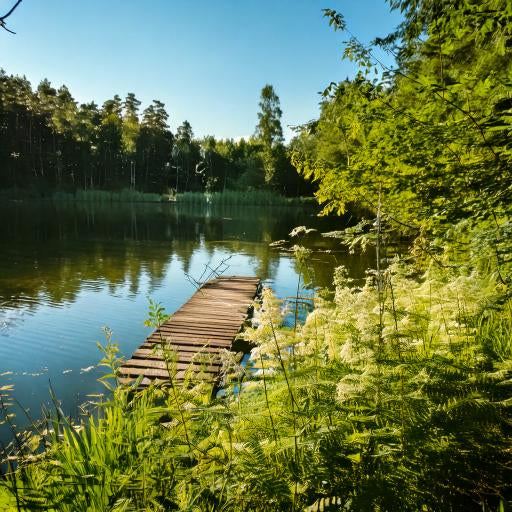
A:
53,188,163,203
0,187,315,206
1,219,510,511
0,187,163,203
175,190,315,206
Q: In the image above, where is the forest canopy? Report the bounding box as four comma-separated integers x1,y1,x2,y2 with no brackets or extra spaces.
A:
292,0,512,234
0,76,311,197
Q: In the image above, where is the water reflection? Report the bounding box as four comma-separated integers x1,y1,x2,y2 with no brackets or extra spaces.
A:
0,201,374,442
1,201,371,308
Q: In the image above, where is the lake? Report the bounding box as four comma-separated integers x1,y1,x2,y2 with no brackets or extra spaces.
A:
0,201,373,442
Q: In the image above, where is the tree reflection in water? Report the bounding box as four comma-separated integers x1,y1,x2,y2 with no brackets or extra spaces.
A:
0,201,374,442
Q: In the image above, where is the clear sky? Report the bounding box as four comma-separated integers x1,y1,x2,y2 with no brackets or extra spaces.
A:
1,0,402,140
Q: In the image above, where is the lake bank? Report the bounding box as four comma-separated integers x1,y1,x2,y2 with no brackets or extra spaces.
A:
0,187,318,207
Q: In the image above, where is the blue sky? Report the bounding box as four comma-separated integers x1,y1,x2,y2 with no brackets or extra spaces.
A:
1,0,402,140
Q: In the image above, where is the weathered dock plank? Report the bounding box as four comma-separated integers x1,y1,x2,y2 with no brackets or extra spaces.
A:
119,276,261,386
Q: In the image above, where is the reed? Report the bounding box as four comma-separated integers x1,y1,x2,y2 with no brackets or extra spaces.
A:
53,188,163,203
176,189,314,206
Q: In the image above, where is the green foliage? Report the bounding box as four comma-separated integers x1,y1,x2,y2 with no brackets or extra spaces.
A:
293,0,512,237
1,252,511,510
52,188,163,203
175,189,312,206
0,74,313,198
255,84,285,185
144,298,169,328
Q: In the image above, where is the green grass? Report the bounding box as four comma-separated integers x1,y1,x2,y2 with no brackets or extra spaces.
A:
0,187,49,201
176,189,315,206
52,188,163,203
0,187,315,206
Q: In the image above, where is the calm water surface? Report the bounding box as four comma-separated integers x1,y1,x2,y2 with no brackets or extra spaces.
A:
0,201,373,441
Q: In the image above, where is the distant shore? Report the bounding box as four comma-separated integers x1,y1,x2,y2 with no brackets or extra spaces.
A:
0,187,317,207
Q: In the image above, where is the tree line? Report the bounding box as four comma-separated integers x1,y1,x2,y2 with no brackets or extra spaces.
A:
0,74,312,197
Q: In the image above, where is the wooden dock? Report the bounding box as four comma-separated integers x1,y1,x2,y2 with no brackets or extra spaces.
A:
119,276,261,387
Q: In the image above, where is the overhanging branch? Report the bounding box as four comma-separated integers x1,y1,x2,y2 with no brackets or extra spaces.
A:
0,0,22,34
